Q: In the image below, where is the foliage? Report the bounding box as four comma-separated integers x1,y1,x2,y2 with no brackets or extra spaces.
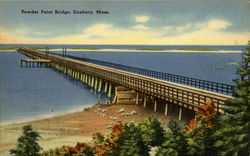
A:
93,117,165,156
156,120,188,156
10,125,41,156
213,42,250,155
138,116,166,147
93,123,125,156
116,123,149,156
185,99,217,139
157,99,218,156
41,143,94,156
185,99,218,156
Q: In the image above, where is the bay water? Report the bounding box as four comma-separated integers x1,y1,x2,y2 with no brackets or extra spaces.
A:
0,44,243,124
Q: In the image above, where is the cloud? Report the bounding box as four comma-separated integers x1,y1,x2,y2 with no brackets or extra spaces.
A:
161,19,232,36
162,26,174,31
133,25,150,30
135,16,149,23
83,24,115,39
0,20,248,45
206,19,231,30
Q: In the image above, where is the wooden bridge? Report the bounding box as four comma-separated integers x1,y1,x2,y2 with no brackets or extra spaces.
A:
18,48,233,120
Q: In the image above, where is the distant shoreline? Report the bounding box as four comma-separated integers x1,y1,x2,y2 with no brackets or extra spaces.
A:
0,48,242,53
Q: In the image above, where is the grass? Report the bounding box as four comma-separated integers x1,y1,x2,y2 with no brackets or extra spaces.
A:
71,47,100,50
0,47,46,50
0,47,19,50
177,48,219,51
136,48,169,51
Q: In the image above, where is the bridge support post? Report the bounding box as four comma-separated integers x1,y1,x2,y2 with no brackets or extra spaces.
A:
136,93,139,105
88,75,90,85
65,67,67,74
72,70,74,78
77,72,79,79
88,75,91,86
82,73,85,83
154,100,157,113
143,96,147,108
104,81,108,93
91,76,94,88
178,107,182,121
165,103,168,116
108,83,112,97
84,74,88,84
98,79,102,92
94,78,98,91
80,73,83,81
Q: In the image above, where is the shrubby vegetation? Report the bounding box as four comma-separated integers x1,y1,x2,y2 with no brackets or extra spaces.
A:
0,46,45,50
10,43,250,156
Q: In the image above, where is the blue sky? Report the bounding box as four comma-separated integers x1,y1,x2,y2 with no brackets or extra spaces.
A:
0,0,249,45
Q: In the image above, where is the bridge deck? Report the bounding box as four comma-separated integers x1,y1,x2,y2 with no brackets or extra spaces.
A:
18,48,233,112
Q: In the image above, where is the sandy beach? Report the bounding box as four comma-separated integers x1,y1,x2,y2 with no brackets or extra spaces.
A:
0,103,185,156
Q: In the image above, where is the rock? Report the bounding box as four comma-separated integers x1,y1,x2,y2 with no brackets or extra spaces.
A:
121,113,125,116
101,109,107,113
130,120,135,123
118,108,124,113
130,111,137,115
97,112,100,115
107,125,112,129
113,117,117,120
125,113,130,116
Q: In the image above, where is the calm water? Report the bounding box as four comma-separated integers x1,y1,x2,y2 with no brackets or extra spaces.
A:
60,51,241,85
0,44,243,123
0,52,107,124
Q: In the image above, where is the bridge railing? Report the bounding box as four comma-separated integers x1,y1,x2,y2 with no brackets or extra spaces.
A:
52,53,236,95
18,48,232,112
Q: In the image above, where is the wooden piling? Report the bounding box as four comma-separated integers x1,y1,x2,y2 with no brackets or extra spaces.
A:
179,107,182,121
136,93,139,105
165,103,169,116
154,100,157,112
143,96,147,108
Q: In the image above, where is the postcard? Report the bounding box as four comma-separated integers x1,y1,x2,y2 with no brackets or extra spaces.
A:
0,1,249,156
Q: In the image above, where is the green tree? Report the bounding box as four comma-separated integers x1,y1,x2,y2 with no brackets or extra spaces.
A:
117,123,149,156
156,120,188,156
157,120,203,156
213,42,250,155
10,125,41,156
138,116,165,147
